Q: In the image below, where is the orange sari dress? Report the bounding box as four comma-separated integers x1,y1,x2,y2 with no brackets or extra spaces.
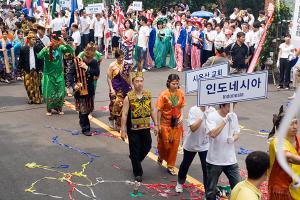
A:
156,89,185,168
268,136,300,200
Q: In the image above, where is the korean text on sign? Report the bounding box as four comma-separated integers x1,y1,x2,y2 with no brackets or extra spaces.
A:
197,71,268,106
185,62,228,94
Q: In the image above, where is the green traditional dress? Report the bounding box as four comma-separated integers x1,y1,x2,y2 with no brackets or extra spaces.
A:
37,45,74,110
163,27,176,68
154,29,166,68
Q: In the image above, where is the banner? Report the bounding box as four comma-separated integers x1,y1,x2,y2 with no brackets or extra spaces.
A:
247,3,275,73
197,71,268,106
60,0,70,8
133,1,142,11
86,3,104,14
291,0,300,48
185,63,229,94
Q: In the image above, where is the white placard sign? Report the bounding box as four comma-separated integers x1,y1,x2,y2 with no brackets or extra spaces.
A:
86,3,104,14
185,62,228,94
291,0,300,48
197,71,268,106
60,0,71,8
133,1,143,11
77,0,83,9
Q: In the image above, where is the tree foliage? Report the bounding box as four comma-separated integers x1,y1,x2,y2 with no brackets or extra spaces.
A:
258,1,292,69
220,0,264,16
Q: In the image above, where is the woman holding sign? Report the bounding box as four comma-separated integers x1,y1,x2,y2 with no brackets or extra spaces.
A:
156,74,185,175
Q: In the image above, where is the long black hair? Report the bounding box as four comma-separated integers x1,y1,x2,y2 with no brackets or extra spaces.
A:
124,19,134,30
166,74,180,88
268,105,285,139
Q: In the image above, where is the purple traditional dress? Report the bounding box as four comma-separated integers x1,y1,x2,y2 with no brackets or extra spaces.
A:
109,61,132,129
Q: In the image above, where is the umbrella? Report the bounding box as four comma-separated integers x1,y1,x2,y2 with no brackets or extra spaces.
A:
191,11,213,19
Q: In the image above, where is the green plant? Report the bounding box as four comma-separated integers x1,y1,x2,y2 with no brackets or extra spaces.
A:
258,1,291,69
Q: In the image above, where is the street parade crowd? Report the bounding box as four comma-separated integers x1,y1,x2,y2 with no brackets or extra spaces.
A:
1,0,300,199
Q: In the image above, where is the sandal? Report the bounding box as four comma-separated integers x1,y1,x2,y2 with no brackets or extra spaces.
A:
46,112,52,116
157,157,163,166
167,167,177,176
58,111,64,115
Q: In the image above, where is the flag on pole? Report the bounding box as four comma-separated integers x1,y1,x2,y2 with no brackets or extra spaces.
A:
51,0,58,19
25,0,33,10
37,0,46,14
69,0,78,28
29,0,35,16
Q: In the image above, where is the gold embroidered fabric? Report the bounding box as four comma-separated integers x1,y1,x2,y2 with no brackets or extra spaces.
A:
128,90,152,130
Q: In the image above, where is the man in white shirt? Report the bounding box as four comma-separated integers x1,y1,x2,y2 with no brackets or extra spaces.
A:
71,23,81,55
80,10,91,50
214,24,226,48
246,9,255,27
242,23,253,47
176,106,215,193
50,12,64,35
19,32,42,104
203,22,217,64
61,10,70,27
94,13,106,52
230,8,239,20
89,14,95,43
136,16,150,72
251,22,263,50
205,103,241,200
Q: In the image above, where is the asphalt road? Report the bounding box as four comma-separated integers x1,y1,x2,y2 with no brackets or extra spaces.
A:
0,58,295,200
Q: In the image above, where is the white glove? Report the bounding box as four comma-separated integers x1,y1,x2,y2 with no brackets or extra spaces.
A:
204,106,215,119
223,112,234,124
142,47,147,52
227,137,234,144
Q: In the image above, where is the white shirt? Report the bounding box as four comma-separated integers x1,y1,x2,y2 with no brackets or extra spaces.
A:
137,25,150,48
245,31,253,47
231,28,241,42
29,47,36,70
183,106,214,152
94,18,106,38
112,22,119,37
72,30,81,46
251,30,262,49
89,16,95,29
214,32,226,48
225,36,235,47
62,16,70,27
279,43,294,58
230,13,237,20
50,17,64,32
206,111,240,165
80,16,91,34
213,16,221,24
38,35,50,46
204,30,217,51
248,14,255,27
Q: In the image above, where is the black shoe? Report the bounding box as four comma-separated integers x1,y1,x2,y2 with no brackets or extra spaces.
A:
135,176,142,182
82,131,92,136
